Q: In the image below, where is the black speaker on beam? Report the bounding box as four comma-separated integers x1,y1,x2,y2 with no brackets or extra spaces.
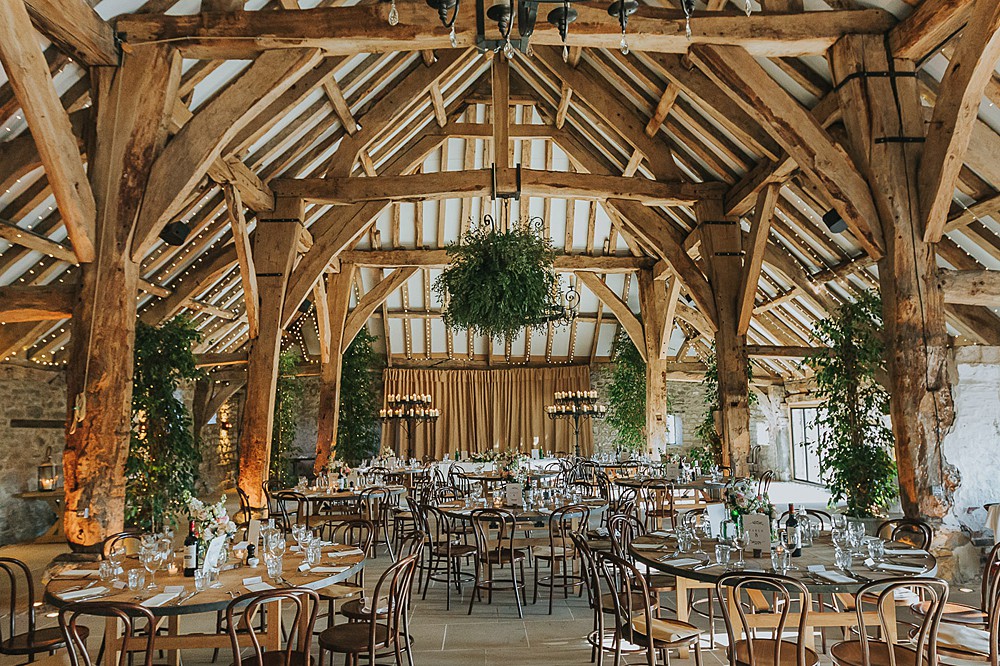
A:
159,221,191,246
822,209,848,234
298,299,312,314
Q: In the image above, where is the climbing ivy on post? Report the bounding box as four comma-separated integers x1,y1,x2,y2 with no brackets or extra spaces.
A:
270,348,304,488
693,347,756,469
805,291,896,518
126,318,202,532
336,329,384,465
607,330,648,454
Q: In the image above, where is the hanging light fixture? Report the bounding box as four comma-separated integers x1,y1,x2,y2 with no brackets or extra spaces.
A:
607,0,638,54
37,446,58,492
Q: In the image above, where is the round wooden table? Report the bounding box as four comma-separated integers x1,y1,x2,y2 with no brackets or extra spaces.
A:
45,543,365,665
630,531,936,655
288,484,407,526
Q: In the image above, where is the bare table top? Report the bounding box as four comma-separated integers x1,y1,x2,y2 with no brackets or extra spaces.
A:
629,532,937,594
44,543,365,616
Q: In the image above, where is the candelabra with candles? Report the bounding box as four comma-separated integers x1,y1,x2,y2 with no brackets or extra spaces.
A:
379,393,441,460
545,390,607,457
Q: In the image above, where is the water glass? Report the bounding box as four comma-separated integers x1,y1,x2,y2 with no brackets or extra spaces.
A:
194,569,209,592
715,544,732,570
834,547,853,572
127,569,145,591
265,554,283,580
307,542,322,565
98,560,115,582
771,547,790,574
832,527,850,552
866,538,885,563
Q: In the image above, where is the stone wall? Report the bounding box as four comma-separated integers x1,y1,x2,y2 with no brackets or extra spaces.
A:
0,365,67,545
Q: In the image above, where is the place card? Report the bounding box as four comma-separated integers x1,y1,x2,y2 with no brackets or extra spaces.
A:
141,591,181,608
202,535,226,572
649,530,672,538
301,576,342,591
505,483,524,507
531,449,540,460
298,563,311,572
884,547,928,556
58,569,94,578
232,541,249,552
743,513,771,555
632,543,665,550
813,569,856,584
706,503,728,538
664,462,680,480
242,576,263,586
112,581,127,590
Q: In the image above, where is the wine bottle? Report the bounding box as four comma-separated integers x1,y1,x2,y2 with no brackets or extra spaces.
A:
183,521,199,577
786,504,802,558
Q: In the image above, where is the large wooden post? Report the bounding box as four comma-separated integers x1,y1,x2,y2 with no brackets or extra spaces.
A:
314,264,356,473
238,196,304,510
697,198,751,475
638,270,670,455
832,35,957,520
63,45,182,549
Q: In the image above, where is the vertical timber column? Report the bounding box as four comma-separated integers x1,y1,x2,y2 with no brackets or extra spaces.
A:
832,35,957,520
238,197,304,510
638,270,669,455
64,46,182,549
698,198,751,475
314,264,356,473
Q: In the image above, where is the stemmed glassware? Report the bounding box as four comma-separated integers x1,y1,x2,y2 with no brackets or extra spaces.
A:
731,525,748,570
139,545,164,590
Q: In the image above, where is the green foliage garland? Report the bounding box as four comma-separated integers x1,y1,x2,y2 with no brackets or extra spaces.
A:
607,331,648,453
270,348,304,488
805,291,896,518
434,217,558,341
336,329,383,465
126,318,202,532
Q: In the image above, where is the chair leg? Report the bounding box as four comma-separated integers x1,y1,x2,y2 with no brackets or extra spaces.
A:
512,557,523,619
549,558,555,615
468,558,479,616
533,556,540,605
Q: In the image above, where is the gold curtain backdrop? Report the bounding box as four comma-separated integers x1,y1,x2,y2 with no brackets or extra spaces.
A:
381,366,595,460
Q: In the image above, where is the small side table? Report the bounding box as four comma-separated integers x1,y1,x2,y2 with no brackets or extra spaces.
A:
15,491,64,543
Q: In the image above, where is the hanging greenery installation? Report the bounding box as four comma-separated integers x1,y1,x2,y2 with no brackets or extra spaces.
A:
606,330,648,454
805,291,896,518
434,216,558,341
126,318,202,532
270,348,304,488
336,329,384,465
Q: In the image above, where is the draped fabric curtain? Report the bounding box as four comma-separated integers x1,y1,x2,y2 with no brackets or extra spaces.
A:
381,366,594,459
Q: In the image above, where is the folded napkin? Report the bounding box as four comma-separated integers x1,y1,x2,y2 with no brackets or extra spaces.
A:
245,581,276,593
649,530,672,538
538,508,553,515
813,569,856,584
937,623,992,656
360,597,389,614
57,569,95,578
141,591,181,607
57,586,109,601
657,557,702,567
631,543,665,551
884,548,929,556
329,548,365,558
302,575,344,591
310,566,349,574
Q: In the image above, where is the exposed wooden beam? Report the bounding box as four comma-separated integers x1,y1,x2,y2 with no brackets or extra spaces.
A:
746,344,828,359
338,249,655,272
272,169,725,205
429,81,447,128
314,265,355,472
555,82,573,130
576,271,646,362
920,0,1000,243
323,76,359,134
689,44,884,259
207,156,274,212
0,0,96,263
939,268,1000,306
115,6,897,59
341,267,417,351
889,0,974,62
0,284,76,323
132,48,322,260
0,218,75,263
492,54,512,185
645,84,679,137
737,183,779,335
222,184,259,339
23,0,118,66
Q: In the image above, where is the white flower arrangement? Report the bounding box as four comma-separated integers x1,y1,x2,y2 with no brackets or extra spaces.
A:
183,493,237,541
723,478,775,519
326,458,352,477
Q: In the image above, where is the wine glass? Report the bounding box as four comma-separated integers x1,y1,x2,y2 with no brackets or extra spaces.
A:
848,519,867,555
107,546,126,580
731,524,748,570
139,547,163,590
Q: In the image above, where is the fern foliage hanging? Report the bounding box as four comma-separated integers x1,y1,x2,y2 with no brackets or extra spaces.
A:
434,216,558,341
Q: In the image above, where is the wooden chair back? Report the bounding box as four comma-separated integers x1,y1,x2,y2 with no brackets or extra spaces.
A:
854,577,948,666
102,530,142,558
226,588,320,666
607,512,645,563
877,518,933,550
273,490,307,530
0,557,37,648
717,571,813,666
59,602,156,666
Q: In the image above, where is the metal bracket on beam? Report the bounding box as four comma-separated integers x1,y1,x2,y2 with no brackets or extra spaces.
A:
700,220,739,226
714,251,746,257
834,70,916,92
257,218,303,224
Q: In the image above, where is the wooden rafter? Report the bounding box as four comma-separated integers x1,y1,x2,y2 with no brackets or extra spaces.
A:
222,184,260,340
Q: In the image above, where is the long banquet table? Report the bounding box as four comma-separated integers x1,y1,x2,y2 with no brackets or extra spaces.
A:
630,531,937,655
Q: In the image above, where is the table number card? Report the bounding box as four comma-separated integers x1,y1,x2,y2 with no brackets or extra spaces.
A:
505,483,524,507
664,462,680,481
531,449,540,460
743,513,771,556
706,503,727,538
247,519,261,551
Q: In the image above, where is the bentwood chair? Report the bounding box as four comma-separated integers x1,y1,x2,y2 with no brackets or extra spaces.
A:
273,491,307,532
830,578,948,666
102,531,143,558
314,518,374,628
358,487,395,560
533,504,590,614
640,480,677,532
414,502,475,610
468,508,528,618
717,571,819,666
599,550,703,666
59,602,154,666
226,588,320,666
933,568,1000,666
607,513,676,607
914,542,1000,629
1,557,83,663
877,519,933,551
319,549,421,666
